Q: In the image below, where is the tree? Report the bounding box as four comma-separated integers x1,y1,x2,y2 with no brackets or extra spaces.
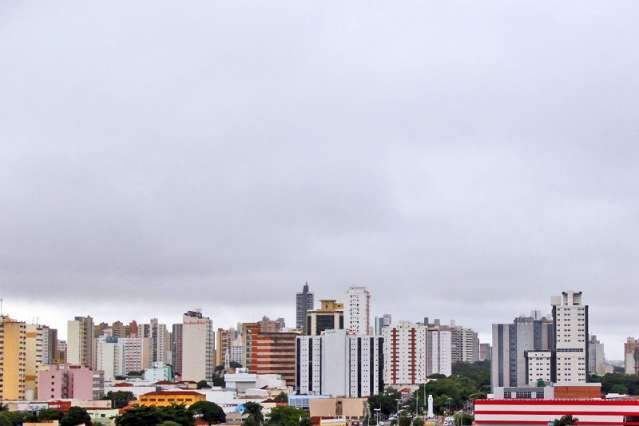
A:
197,380,212,389
116,406,161,426
242,402,264,425
158,405,195,426
368,388,401,417
267,406,308,426
0,414,11,426
412,417,425,426
273,392,288,403
104,391,136,409
536,379,546,387
190,401,226,425
299,418,312,426
158,422,181,426
38,409,65,421
398,416,412,426
212,376,226,387
60,407,92,426
454,413,474,426
553,415,578,426
428,374,446,379
230,361,243,369
611,384,629,394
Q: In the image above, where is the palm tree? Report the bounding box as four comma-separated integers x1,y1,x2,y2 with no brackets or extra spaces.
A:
553,415,578,426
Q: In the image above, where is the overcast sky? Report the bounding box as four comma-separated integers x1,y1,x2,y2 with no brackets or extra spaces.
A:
1,1,638,359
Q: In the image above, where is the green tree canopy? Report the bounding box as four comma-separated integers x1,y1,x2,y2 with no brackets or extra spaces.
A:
553,415,578,426
197,380,212,389
116,407,161,426
267,406,308,426
412,417,425,426
242,402,264,425
368,388,401,417
190,401,226,425
273,392,288,403
60,406,92,426
105,391,136,409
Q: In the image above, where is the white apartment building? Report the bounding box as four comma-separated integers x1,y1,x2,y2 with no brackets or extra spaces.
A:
149,319,171,364
25,324,44,400
345,287,370,335
96,336,124,380
552,290,588,384
181,310,215,382
427,327,452,377
451,326,480,364
295,329,383,398
120,337,150,373
526,350,552,385
67,316,94,368
383,321,428,385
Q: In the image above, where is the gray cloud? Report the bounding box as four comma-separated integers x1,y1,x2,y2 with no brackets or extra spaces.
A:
1,0,638,358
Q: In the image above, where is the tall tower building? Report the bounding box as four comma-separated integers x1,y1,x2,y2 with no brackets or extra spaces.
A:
67,316,95,368
181,310,215,382
306,300,344,336
296,283,314,330
374,314,392,336
552,290,588,384
588,335,606,376
383,321,428,385
149,318,170,364
25,324,45,400
345,286,371,335
171,324,183,376
0,315,27,400
451,325,480,364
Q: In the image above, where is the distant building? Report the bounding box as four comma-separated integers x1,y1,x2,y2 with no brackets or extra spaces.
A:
171,323,183,376
625,337,639,375
56,340,68,364
296,283,315,331
37,364,94,401
450,325,479,364
383,321,427,385
227,335,243,368
479,343,492,361
552,290,588,384
424,319,453,377
0,315,27,400
144,362,173,382
374,314,392,336
215,327,238,367
259,316,285,333
588,335,606,376
345,286,371,335
67,316,95,369
243,323,298,386
181,310,215,382
41,326,58,366
306,300,344,336
149,318,171,365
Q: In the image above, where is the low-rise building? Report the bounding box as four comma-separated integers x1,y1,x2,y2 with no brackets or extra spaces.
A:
309,398,367,421
37,364,94,401
137,390,205,407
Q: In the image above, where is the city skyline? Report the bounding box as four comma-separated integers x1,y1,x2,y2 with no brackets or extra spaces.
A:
2,1,638,361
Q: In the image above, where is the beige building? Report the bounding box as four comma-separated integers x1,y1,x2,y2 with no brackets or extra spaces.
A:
306,300,344,336
625,337,639,375
0,315,27,400
25,324,45,400
67,316,95,368
181,310,215,382
309,398,367,420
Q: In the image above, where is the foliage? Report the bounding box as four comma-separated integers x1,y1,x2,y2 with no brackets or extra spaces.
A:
536,379,546,387
105,391,137,409
0,411,25,426
428,374,446,379
398,416,412,426
553,415,578,426
0,414,11,426
242,402,264,425
299,417,312,426
368,388,401,417
197,380,212,389
599,373,639,395
190,401,226,425
451,360,491,393
412,417,425,426
230,361,243,369
244,416,261,426
37,409,65,421
158,405,195,426
158,422,182,426
273,392,288,403
455,413,474,425
212,376,226,387
60,406,92,426
409,377,478,415
267,406,308,426
116,405,194,426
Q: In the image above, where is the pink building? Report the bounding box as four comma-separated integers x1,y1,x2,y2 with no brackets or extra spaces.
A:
37,364,93,401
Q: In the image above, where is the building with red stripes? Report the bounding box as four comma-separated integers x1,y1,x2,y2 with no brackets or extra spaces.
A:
474,399,639,425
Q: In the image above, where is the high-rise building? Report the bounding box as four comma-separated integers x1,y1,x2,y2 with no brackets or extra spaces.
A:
215,327,238,367
0,315,27,400
306,300,344,336
171,324,183,376
345,287,371,335
491,314,554,389
383,321,428,385
588,335,606,376
552,290,588,384
150,318,171,364
56,340,67,364
374,314,392,336
259,316,285,333
127,320,139,338
426,322,453,377
624,338,639,375
112,321,126,338
296,329,383,397
296,283,314,331
451,325,480,364
25,324,45,400
41,326,58,366
227,335,243,368
37,365,94,401
243,323,299,386
67,316,95,369
96,335,150,380
479,343,492,361
181,310,215,382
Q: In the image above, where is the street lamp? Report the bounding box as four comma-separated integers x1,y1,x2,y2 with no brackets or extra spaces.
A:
374,408,381,426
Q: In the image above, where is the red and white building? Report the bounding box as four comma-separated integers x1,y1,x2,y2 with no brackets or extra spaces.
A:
475,399,639,426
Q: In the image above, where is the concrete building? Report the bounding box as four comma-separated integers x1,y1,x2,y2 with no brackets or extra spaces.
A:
491,314,554,389
525,350,552,385
374,314,392,336
552,290,588,384
41,326,58,366
480,343,492,361
306,300,344,336
25,324,45,400
149,318,171,365
171,323,183,376
588,335,607,376
138,390,205,407
181,310,215,382
259,316,286,333
296,330,383,398
144,362,173,382
56,340,67,364
451,325,479,364
296,282,315,331
37,364,94,401
309,398,368,421
215,327,237,367
67,316,95,369
96,336,124,380
624,337,639,375
383,321,428,385
0,315,26,400
244,323,298,386
345,286,370,335
426,324,453,377
227,335,243,368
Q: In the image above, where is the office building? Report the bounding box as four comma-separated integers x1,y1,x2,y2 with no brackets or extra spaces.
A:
181,310,215,382
552,290,588,384
374,314,392,336
171,323,183,376
345,286,371,335
491,314,554,388
625,337,639,375
227,335,243,368
480,343,492,361
295,330,383,397
0,315,26,400
244,324,298,386
149,318,171,365
588,335,606,376
306,300,344,336
296,282,315,330
383,321,428,385
451,325,480,364
37,364,93,401
259,316,286,333
67,316,95,368
56,340,67,364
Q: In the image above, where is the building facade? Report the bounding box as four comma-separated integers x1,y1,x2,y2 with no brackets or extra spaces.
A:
345,287,371,335
37,364,94,401
245,326,298,386
181,310,215,382
624,337,639,375
67,316,95,369
588,335,606,376
552,290,588,384
374,314,392,336
296,283,315,331
25,324,45,400
383,321,428,385
306,300,344,336
451,325,480,364
171,323,183,376
0,315,26,400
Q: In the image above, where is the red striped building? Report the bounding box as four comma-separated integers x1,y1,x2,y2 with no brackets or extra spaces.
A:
475,399,639,426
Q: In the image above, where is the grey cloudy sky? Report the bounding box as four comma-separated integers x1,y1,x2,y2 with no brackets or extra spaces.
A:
1,1,638,359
